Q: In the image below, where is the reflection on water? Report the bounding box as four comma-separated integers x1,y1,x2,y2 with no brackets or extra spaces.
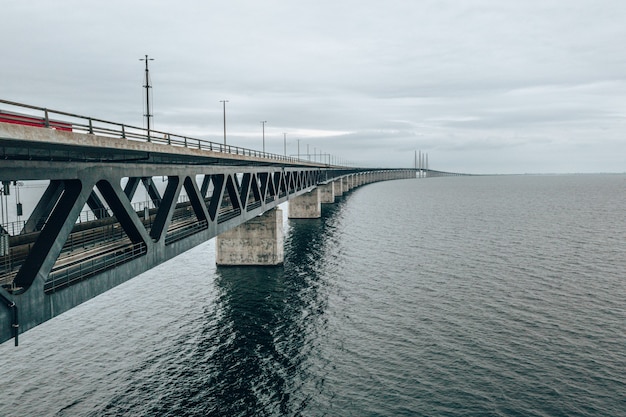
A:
196,205,341,416
121,203,344,416
3,176,624,416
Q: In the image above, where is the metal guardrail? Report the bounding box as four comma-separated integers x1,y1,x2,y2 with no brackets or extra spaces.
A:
164,219,209,245
0,99,326,166
0,192,189,237
44,242,147,293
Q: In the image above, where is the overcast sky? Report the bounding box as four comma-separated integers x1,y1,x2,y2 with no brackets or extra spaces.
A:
3,0,625,173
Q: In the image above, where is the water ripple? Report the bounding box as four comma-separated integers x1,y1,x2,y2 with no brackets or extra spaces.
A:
1,176,625,416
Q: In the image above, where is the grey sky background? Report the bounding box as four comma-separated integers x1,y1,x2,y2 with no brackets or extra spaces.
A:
3,0,625,173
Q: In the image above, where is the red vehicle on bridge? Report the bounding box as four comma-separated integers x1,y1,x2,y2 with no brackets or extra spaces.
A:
0,110,72,131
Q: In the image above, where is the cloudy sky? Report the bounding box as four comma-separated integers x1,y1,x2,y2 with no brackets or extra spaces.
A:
3,0,625,173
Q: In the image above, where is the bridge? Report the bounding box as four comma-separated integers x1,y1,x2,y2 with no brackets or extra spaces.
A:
0,99,458,346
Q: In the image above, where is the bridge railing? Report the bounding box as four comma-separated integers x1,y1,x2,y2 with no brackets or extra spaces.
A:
0,99,311,165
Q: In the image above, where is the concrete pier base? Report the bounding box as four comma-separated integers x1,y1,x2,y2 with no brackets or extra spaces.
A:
334,179,344,197
319,182,335,203
288,189,321,218
216,208,284,266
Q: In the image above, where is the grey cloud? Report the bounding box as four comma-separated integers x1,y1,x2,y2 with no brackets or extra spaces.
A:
2,0,626,173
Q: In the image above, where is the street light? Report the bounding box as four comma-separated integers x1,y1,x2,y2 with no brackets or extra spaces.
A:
139,54,155,140
283,133,287,156
261,121,267,153
220,100,228,145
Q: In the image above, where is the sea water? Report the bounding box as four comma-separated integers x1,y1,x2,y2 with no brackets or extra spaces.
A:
0,174,624,416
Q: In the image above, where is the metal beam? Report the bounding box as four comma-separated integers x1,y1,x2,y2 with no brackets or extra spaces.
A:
96,179,150,245
141,177,162,208
21,180,64,234
86,190,111,219
149,176,182,242
14,179,91,291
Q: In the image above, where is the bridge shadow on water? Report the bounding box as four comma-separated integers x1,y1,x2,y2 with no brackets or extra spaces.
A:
121,202,346,417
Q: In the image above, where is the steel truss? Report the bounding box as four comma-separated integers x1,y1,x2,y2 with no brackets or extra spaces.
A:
0,159,355,343
0,129,417,346
0,103,424,345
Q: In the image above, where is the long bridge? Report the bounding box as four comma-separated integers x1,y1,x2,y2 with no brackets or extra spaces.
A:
0,99,458,345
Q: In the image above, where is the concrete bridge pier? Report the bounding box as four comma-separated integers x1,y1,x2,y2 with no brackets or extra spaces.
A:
288,188,321,219
319,182,335,204
216,208,284,266
334,178,344,197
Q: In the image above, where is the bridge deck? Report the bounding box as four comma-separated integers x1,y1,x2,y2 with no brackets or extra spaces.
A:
0,99,331,170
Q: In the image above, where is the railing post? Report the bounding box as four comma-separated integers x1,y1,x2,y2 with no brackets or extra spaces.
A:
88,118,94,134
44,109,50,128
121,125,126,139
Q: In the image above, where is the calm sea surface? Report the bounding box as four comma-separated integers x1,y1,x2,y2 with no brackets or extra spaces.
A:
1,174,625,416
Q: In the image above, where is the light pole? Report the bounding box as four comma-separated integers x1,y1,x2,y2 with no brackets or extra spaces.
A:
139,54,155,140
220,100,228,145
283,133,287,156
261,121,267,153
297,139,300,159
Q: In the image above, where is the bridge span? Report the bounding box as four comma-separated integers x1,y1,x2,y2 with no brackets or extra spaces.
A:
0,100,449,345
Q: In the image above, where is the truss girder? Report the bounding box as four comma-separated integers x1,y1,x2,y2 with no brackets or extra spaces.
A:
200,174,212,198
14,179,88,289
2,165,323,296
224,175,242,211
96,180,150,245
239,173,253,209
208,174,225,221
0,158,416,345
184,176,210,225
150,176,182,242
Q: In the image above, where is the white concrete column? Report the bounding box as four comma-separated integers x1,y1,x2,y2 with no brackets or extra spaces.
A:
216,208,284,266
288,188,321,218
334,178,344,197
342,176,350,192
319,182,335,203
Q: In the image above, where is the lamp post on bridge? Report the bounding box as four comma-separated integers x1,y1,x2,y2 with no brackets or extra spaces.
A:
220,100,228,145
261,121,267,153
283,133,287,156
139,54,154,141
